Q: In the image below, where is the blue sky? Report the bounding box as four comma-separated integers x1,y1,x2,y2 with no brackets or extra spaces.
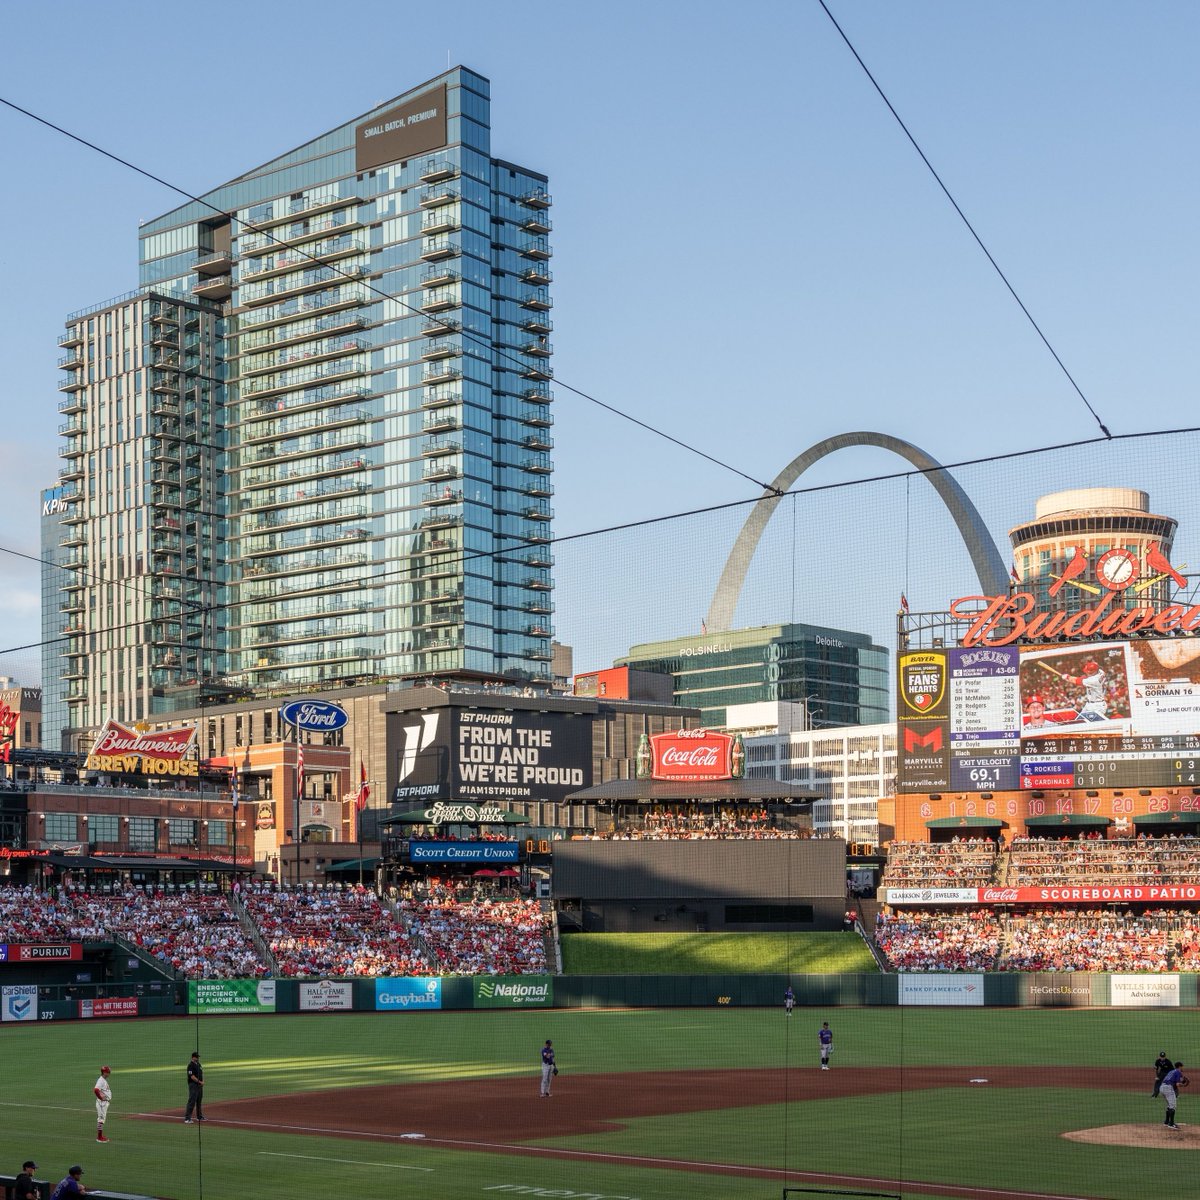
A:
1,1,1197,683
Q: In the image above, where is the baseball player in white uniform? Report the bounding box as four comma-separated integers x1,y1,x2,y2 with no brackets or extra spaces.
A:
94,1065,112,1142
1071,661,1108,721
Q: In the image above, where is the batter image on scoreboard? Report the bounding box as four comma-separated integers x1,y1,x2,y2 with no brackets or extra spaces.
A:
1019,644,1131,737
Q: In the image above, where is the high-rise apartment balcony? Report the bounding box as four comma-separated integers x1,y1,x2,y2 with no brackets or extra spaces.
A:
421,290,459,314
59,327,84,349
519,188,552,210
523,503,554,522
520,337,553,358
63,550,88,570
61,596,86,615
58,373,86,393
246,335,372,378
520,403,553,429
519,291,552,312
518,523,552,546
195,248,234,276
422,318,461,339
240,312,368,356
151,395,180,419
524,623,553,639
421,208,460,236
241,264,368,309
151,372,181,394
521,453,553,475
525,644,554,662
421,559,461,582
58,464,83,484
519,265,552,287
58,350,83,372
522,573,552,590
60,441,85,461
423,486,462,507
149,308,179,326
421,633,462,652
242,237,367,284
150,327,178,349
63,662,88,681
422,461,459,483
192,274,232,301
520,314,552,336
522,548,554,569
519,239,552,261
422,413,459,434
521,597,554,615
420,339,462,363
240,211,365,256
521,480,554,500
419,185,459,208
251,193,359,230
58,393,85,415
521,432,554,452
520,361,553,382
520,213,552,236
239,284,371,331
61,505,86,525
420,604,463,628
421,265,460,289
58,419,86,438
246,433,369,474
421,361,462,387
422,534,460,554
61,530,86,549
245,359,366,400
419,512,463,532
419,158,457,183
420,237,460,262
421,436,462,458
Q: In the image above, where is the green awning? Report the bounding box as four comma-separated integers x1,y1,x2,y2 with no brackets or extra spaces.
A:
1024,814,1112,827
924,816,1006,828
1133,812,1200,826
324,857,380,874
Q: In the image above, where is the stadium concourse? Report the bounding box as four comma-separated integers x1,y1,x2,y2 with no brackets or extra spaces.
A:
873,833,1200,972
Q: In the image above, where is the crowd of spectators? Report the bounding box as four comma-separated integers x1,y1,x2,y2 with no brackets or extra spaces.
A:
874,907,1003,971
881,838,998,887
400,881,548,975
240,883,429,977
0,884,102,941
585,807,808,840
1002,908,1172,971
1008,834,1200,886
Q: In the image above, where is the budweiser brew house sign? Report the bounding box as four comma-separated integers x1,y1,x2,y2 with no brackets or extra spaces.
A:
640,729,745,782
86,721,198,777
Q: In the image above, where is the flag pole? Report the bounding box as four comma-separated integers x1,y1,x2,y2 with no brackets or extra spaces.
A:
294,724,301,889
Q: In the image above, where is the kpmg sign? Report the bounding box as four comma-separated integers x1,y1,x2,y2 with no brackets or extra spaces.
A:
409,841,520,863
355,84,447,172
279,700,348,732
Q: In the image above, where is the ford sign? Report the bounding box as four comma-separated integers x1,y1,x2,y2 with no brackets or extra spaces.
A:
279,700,349,731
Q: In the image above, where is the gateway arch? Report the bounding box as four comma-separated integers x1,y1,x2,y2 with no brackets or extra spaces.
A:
705,432,1006,633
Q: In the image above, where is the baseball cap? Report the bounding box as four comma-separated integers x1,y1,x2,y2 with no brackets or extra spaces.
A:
22,1161,36,1171
101,1065,111,1074
1084,660,1098,672
69,1166,84,1177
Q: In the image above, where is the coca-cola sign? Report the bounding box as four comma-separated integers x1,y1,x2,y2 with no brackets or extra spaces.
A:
650,729,733,781
86,720,198,776
980,888,1019,903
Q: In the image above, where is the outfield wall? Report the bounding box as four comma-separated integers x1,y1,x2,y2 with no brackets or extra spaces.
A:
5,972,1196,1022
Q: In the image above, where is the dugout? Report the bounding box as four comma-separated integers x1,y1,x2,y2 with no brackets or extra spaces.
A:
551,838,846,932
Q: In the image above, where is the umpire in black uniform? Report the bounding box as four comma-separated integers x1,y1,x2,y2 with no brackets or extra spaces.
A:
1153,1051,1173,1099
184,1051,205,1122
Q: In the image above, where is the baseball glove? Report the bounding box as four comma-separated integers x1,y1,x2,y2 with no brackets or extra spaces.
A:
552,1067,559,1076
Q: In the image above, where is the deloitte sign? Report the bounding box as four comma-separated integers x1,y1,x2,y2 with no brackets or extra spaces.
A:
473,976,553,1009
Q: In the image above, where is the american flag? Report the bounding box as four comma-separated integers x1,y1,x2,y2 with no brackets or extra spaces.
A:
296,742,305,798
899,593,910,614
356,758,370,812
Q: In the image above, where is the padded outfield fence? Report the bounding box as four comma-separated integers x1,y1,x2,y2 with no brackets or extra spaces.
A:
9,970,1199,1020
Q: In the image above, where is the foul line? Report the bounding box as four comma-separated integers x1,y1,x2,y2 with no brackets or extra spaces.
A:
258,1152,432,1172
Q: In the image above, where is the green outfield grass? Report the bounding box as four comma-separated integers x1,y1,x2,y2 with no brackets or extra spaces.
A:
560,930,879,974
0,1006,1190,1200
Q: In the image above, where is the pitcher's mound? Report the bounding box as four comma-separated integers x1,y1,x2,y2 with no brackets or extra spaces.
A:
1064,1123,1200,1149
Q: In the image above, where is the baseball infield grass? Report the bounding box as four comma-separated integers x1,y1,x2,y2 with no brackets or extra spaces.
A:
560,931,878,974
1,1006,1192,1200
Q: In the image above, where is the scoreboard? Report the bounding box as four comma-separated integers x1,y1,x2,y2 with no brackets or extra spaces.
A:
899,637,1200,793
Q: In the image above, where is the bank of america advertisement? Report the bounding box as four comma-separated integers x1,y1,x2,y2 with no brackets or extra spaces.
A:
394,709,593,803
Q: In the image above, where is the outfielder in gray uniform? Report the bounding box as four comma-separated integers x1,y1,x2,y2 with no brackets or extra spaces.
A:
540,1039,557,1097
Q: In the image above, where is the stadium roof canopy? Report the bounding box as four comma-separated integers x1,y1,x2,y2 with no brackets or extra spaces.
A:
566,779,817,803
324,857,381,873
924,816,1005,828
1023,814,1112,828
1132,812,1200,826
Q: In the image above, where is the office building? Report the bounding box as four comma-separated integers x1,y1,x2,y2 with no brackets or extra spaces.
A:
52,68,555,740
618,623,890,729
40,485,75,750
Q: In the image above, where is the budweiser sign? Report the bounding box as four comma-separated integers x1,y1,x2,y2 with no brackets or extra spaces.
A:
951,590,1200,648
650,729,733,781
86,720,198,777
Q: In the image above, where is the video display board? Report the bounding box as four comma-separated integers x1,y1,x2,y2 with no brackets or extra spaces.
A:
899,638,1200,792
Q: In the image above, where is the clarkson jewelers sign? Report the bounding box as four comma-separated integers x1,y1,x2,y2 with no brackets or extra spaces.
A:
86,721,198,776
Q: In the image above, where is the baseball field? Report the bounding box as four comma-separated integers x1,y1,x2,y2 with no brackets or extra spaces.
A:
1,1005,1194,1200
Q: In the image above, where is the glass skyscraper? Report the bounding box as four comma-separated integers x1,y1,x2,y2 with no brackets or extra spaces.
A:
52,68,555,735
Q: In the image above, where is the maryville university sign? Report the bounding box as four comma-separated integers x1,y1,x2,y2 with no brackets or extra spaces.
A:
86,721,198,776
642,729,744,782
